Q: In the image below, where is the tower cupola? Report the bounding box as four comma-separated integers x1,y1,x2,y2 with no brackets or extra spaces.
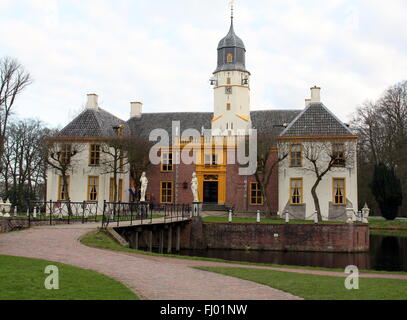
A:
214,17,248,74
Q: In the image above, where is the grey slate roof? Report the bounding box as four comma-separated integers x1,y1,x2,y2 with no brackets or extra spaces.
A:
127,112,212,139
217,19,246,50
280,103,354,137
56,103,351,141
126,110,301,139
57,107,126,138
251,110,302,136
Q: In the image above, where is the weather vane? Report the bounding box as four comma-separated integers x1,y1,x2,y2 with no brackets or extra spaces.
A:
229,0,235,19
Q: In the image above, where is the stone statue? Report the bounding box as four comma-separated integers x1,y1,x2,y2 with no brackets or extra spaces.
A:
3,199,11,218
191,172,199,203
140,172,148,202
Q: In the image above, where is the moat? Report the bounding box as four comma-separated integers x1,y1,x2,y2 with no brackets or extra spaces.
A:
177,234,407,272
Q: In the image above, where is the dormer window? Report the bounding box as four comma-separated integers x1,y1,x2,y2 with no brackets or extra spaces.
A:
226,53,233,63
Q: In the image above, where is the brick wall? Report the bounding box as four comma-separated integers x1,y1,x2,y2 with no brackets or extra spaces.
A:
119,218,369,253
226,151,278,213
140,148,279,213
198,222,369,253
0,218,88,233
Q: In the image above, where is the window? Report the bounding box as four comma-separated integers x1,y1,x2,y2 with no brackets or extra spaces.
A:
88,176,99,202
290,178,303,204
89,144,100,166
225,87,232,94
332,143,346,166
161,151,173,172
58,176,70,201
204,154,218,166
226,103,231,111
333,178,346,205
109,178,123,202
290,144,302,167
160,181,173,204
119,151,125,172
250,182,263,205
226,53,233,63
117,125,124,137
59,144,72,165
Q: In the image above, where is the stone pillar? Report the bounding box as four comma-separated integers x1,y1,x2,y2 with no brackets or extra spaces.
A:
167,226,173,254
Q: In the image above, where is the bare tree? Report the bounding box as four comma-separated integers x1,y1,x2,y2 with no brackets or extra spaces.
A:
302,139,356,221
99,134,130,203
99,132,152,203
46,139,85,214
127,136,152,202
0,119,49,209
253,134,289,217
0,57,32,162
351,80,407,216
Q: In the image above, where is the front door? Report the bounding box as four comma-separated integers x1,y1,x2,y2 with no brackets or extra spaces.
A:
203,181,218,203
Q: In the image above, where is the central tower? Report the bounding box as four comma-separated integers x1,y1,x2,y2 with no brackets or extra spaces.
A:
211,10,251,136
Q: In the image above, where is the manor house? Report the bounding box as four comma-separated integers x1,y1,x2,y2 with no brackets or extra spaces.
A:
46,15,358,221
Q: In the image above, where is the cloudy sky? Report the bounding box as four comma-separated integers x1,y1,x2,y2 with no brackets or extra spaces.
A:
1,0,406,128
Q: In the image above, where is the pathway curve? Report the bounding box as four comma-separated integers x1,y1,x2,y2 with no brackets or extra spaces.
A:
0,223,300,300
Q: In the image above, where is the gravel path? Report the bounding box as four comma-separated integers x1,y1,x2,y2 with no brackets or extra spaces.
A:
0,223,301,300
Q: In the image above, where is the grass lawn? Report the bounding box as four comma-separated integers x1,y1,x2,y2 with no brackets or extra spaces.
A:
0,255,138,300
196,267,407,300
368,218,407,230
80,229,407,276
202,216,345,225
370,229,407,237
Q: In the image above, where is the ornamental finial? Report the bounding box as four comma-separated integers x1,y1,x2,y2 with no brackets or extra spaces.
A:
229,0,235,20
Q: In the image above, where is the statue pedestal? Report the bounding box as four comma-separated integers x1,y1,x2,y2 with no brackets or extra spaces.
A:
192,202,202,217
139,201,150,219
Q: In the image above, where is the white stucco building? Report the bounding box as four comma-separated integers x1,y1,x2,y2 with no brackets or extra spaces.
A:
278,87,358,221
46,94,130,213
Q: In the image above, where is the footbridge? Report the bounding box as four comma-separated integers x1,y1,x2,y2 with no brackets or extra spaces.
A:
101,202,194,254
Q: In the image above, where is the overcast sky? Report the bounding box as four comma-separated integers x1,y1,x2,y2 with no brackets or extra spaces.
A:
1,0,406,128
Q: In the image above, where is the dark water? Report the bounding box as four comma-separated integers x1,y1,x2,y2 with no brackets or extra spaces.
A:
178,235,407,272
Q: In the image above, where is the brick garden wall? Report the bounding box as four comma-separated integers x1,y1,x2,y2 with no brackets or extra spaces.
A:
0,218,87,233
197,222,369,253
119,218,369,253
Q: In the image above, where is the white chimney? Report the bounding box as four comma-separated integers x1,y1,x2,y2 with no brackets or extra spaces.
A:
305,98,311,107
130,102,143,118
86,93,99,109
310,86,321,103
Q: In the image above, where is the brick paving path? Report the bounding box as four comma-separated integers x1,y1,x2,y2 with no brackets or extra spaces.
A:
0,224,300,300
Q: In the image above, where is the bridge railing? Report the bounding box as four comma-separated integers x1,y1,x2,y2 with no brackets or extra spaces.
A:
26,200,99,226
102,201,151,228
102,201,192,228
155,203,192,224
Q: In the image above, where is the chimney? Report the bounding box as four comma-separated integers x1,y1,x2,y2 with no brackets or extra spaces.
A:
310,86,321,103
305,98,311,107
130,102,143,118
86,93,99,109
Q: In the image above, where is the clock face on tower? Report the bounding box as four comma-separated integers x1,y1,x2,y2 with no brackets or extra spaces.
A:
225,86,233,94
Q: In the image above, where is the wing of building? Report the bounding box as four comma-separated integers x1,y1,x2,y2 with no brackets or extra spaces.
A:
46,14,358,221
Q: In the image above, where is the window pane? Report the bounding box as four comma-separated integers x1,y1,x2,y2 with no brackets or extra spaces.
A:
291,179,302,204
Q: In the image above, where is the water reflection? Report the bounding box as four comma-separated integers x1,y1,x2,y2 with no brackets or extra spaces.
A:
371,237,404,271
178,235,407,272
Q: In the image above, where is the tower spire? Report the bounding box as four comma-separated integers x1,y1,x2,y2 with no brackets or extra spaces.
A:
229,0,235,21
